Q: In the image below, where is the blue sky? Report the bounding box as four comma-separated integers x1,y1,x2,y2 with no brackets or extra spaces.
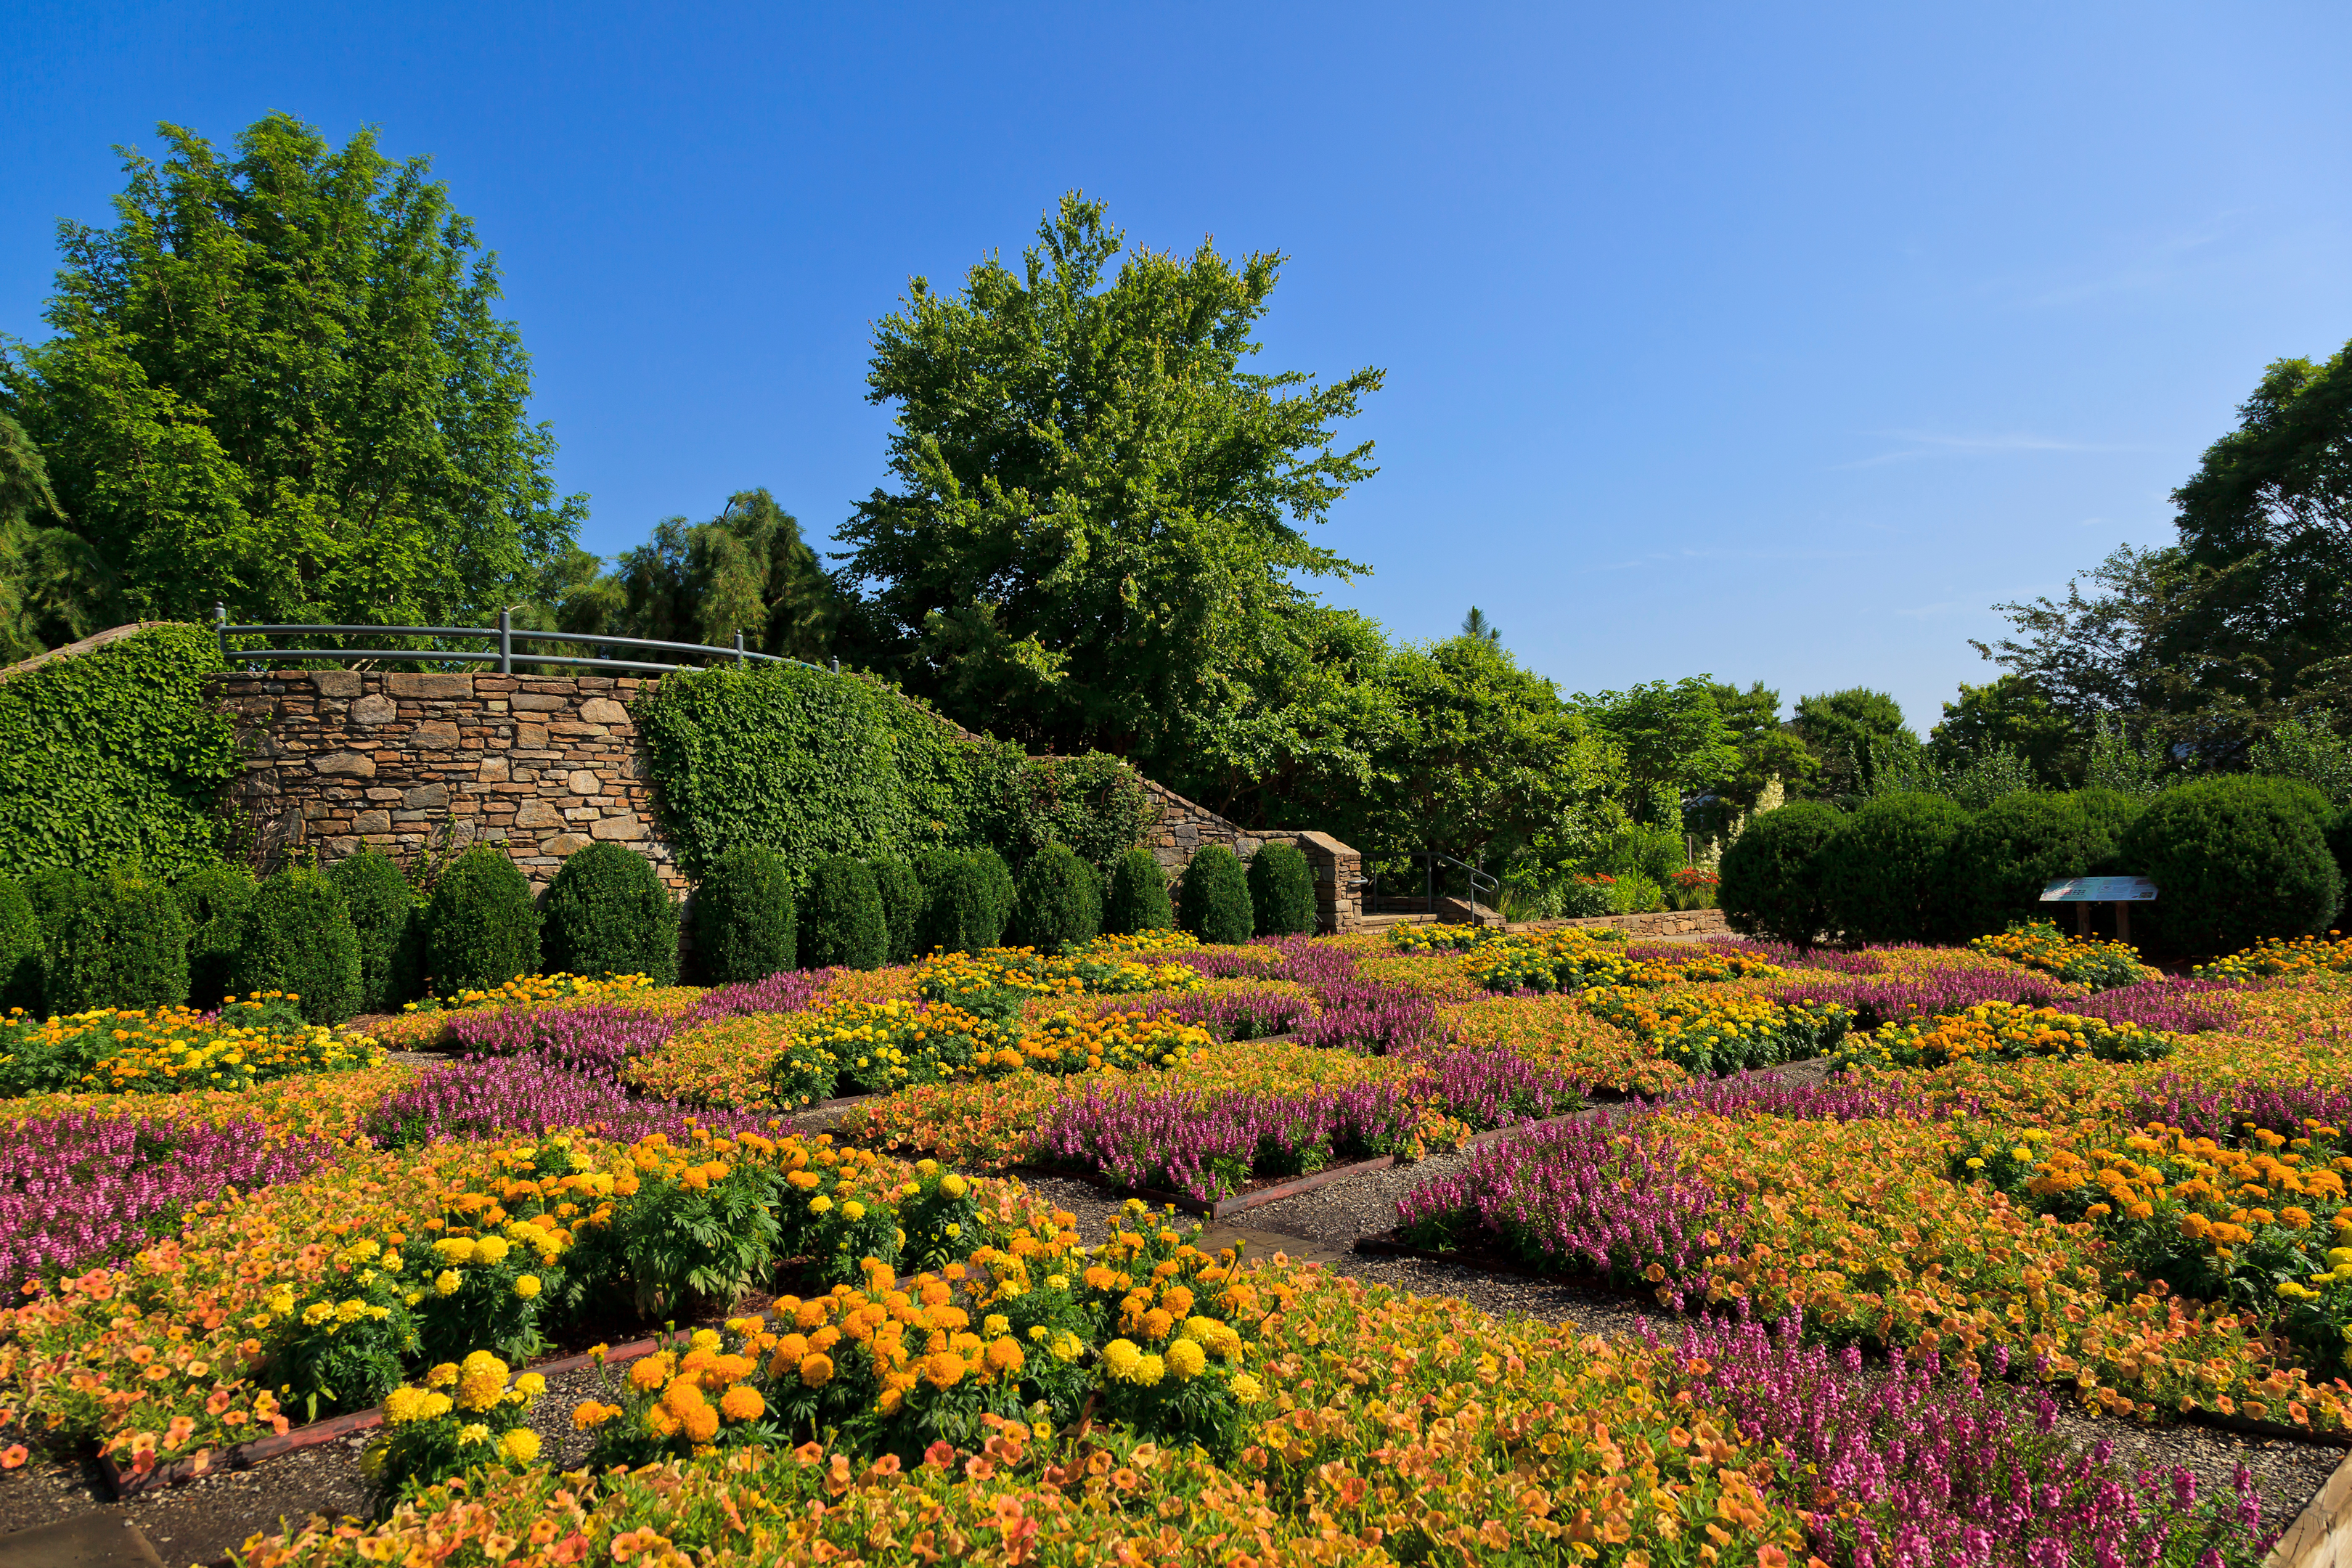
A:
6,1,2350,732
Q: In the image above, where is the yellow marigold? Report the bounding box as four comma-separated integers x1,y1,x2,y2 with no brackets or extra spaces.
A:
1101,1338,1143,1378
923,1352,965,1390
474,1236,512,1265
383,1387,431,1425
458,1422,491,1446
433,1270,462,1297
433,1237,477,1265
1165,1339,1206,1379
500,1428,541,1464
516,1373,546,1398
629,1353,674,1392
984,1339,1025,1376
799,1353,835,1388
513,1274,542,1299
719,1385,765,1421
1230,1371,1265,1402
1130,1352,1166,1387
426,1362,461,1389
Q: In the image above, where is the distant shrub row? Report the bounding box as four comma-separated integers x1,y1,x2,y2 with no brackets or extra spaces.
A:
2,835,1324,1021
1718,776,2349,955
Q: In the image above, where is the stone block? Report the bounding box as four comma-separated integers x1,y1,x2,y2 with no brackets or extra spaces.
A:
311,671,362,698
510,693,568,712
351,693,396,724
387,673,474,699
579,697,629,724
544,833,595,857
565,768,603,793
478,757,510,783
412,721,460,748
590,814,644,841
354,810,391,833
517,724,548,749
311,750,376,778
402,783,449,811
514,800,565,830
548,722,607,740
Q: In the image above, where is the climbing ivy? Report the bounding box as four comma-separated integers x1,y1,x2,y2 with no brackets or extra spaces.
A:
0,624,238,879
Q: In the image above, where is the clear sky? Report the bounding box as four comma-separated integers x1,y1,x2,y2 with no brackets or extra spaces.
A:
6,1,2350,732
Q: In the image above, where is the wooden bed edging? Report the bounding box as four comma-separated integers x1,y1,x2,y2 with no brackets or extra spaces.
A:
98,1336,665,1499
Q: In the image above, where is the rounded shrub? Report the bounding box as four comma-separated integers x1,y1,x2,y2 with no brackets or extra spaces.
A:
970,849,1016,950
23,867,91,944
2330,805,2352,893
1012,844,1104,952
690,842,797,984
1718,801,1845,948
0,875,41,1016
46,870,191,1016
799,854,888,971
2065,788,2149,874
1818,793,1973,946
1948,793,2116,936
425,844,542,995
872,857,920,964
174,863,258,1009
1102,849,1175,935
542,844,681,984
2123,775,2343,956
1247,842,1318,937
231,866,364,1024
1177,844,1254,945
329,847,420,1014
911,850,989,957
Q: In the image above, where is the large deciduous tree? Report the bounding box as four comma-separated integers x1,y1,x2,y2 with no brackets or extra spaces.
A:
551,489,841,662
836,194,1384,774
0,114,586,634
1789,687,1919,807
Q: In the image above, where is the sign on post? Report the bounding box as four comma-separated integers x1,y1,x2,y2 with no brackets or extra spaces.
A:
2039,875,2157,942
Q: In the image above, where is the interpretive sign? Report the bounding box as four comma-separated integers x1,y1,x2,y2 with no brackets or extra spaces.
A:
2038,876,2157,903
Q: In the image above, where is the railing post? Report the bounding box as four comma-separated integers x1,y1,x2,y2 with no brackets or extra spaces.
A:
831,656,840,674
733,631,746,670
214,603,229,663
497,608,513,675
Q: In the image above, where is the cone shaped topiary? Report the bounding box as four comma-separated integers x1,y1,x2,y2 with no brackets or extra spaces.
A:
232,865,363,1024
45,869,189,1015
2124,775,2343,955
873,857,920,963
1013,844,1103,952
23,867,91,944
1718,801,1845,949
542,844,680,984
1102,849,1174,935
174,862,257,1010
0,875,41,1016
799,854,889,971
911,849,989,957
970,849,1016,950
329,847,420,1014
1246,842,1318,937
1177,844,1254,945
691,843,796,983
425,844,542,995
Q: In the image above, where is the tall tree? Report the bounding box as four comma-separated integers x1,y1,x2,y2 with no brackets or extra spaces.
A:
0,114,586,632
571,489,841,661
1459,606,1500,646
1927,674,2079,788
1702,679,1817,818
1573,676,1739,826
1789,687,1917,807
0,413,111,661
836,194,1384,771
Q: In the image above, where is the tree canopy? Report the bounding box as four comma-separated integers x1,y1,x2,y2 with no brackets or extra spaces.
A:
0,113,586,633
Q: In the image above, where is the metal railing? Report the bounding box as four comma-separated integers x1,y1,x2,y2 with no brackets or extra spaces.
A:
1361,849,1503,926
214,605,838,677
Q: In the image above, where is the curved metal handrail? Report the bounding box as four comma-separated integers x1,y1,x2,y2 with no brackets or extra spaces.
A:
214,605,836,677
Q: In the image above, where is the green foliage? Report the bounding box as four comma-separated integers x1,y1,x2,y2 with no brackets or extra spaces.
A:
1948,793,2116,937
1791,688,1918,807
1246,842,1317,936
1102,849,1175,935
0,411,105,659
45,869,190,1015
0,113,585,633
22,867,90,942
1574,676,1739,827
1012,844,1103,952
1696,681,1818,830
540,845,680,984
2330,806,2352,890
328,847,418,1014
798,855,889,971
1177,845,1253,944
425,845,541,994
870,857,920,964
230,866,362,1024
2067,788,2149,870
969,849,1016,949
836,193,1384,772
2249,713,2352,805
607,1159,780,1318
0,875,39,1016
910,850,992,957
1929,675,2081,790
0,624,236,879
690,843,796,983
1819,793,1973,946
173,862,256,1008
560,489,842,663
963,751,1152,874
2126,775,2344,955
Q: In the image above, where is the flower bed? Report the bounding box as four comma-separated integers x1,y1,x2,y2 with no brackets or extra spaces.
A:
1581,987,1852,1075
2198,933,2352,981
1969,919,2155,989
0,994,380,1097
1838,1000,2176,1070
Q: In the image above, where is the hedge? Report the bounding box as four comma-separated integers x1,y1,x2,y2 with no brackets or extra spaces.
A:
1718,801,1844,948
0,875,39,1015
970,849,1016,950
426,845,542,994
230,866,363,1024
1948,793,2115,937
799,855,888,971
691,843,796,983
912,850,990,957
174,862,258,1009
0,624,237,880
1246,842,1318,937
1177,845,1253,945
1101,849,1174,935
45,870,190,1016
1013,844,1103,952
542,845,681,984
329,847,419,1014
872,857,920,964
2124,775,2342,955
1819,793,1972,945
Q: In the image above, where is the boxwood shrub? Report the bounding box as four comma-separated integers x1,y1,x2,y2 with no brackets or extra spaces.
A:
1177,844,1253,945
1718,800,1845,949
2123,775,2343,955
542,844,681,984
1102,849,1174,935
0,875,41,1016
46,869,190,1016
1948,793,2115,936
799,854,888,971
329,847,420,1014
1013,844,1103,952
1819,793,1972,946
231,865,363,1024
1246,841,1318,936
173,862,256,1009
690,842,797,983
24,867,91,944
911,850,989,957
2331,805,2352,891
970,849,1016,950
426,845,542,995
872,857,920,964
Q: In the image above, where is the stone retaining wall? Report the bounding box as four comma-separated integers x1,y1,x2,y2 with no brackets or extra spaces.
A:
1500,907,1729,940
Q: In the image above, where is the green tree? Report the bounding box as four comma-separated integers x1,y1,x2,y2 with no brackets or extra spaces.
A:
0,114,586,632
0,413,110,661
836,194,1383,772
2249,712,2352,805
1574,677,1739,827
572,489,841,661
1458,607,1500,646
1704,681,1817,820
1928,674,2080,788
1791,688,1919,807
